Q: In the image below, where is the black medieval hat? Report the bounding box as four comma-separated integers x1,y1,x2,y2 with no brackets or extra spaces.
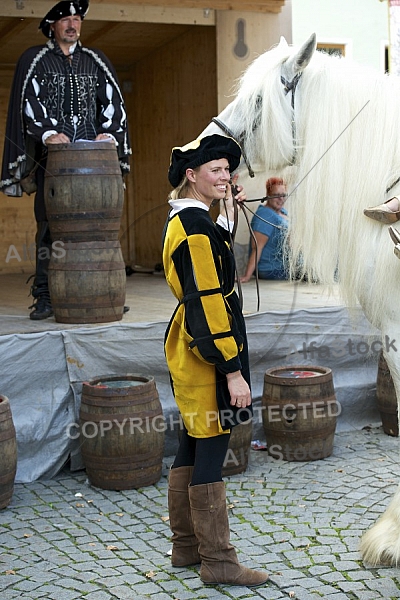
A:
39,0,89,38
168,134,242,188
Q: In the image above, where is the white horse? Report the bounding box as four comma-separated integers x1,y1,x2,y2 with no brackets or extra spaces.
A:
202,34,400,566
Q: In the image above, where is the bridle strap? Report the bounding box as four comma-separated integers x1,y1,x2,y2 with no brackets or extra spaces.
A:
212,117,255,179
223,184,262,313
221,186,244,311
280,72,302,109
243,201,285,230
280,71,302,166
240,202,260,312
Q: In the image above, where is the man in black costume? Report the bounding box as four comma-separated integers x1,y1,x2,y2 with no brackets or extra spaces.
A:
0,0,131,319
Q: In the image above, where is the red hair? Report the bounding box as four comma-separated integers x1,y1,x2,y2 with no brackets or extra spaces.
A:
266,177,285,196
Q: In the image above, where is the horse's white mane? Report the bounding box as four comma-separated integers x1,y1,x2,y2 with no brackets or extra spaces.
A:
233,41,295,171
236,40,400,329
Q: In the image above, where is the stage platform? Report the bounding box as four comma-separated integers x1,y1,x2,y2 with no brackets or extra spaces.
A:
1,271,344,333
0,273,383,483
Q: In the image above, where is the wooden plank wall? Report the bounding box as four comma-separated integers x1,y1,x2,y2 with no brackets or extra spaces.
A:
0,68,37,275
0,25,216,274
127,26,217,269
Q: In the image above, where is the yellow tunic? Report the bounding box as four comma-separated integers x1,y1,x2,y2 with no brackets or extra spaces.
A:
163,204,252,438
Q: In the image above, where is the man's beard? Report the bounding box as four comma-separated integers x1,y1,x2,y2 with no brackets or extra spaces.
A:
61,30,79,42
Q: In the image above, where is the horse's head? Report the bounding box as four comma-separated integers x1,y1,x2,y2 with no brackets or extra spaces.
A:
202,33,318,175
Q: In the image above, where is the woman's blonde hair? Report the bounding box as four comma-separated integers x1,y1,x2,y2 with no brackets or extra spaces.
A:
168,166,205,200
168,175,190,200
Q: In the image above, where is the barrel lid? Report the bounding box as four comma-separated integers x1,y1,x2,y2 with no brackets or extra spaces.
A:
83,374,152,391
94,380,144,388
264,365,332,385
275,370,321,378
47,140,116,151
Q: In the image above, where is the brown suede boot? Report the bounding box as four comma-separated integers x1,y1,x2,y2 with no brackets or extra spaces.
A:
189,481,268,586
168,466,200,567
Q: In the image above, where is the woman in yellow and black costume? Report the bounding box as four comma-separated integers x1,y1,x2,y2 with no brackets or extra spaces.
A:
164,201,251,435
162,134,268,588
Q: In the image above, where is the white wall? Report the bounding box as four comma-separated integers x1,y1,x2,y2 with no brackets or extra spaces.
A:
292,0,388,70
215,3,293,248
216,3,292,110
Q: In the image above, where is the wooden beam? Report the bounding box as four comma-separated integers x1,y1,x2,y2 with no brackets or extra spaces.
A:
100,0,286,13
0,1,214,24
89,3,214,24
0,0,285,20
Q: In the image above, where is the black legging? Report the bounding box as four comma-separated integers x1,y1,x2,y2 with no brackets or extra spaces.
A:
173,426,231,485
34,158,47,222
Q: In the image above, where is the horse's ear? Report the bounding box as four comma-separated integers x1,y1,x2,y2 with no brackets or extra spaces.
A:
284,32,317,76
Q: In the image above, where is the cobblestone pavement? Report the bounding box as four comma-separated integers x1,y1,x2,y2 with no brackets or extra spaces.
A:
1,426,400,600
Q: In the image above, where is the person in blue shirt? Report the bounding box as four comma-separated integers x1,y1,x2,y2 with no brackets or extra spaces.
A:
240,177,288,282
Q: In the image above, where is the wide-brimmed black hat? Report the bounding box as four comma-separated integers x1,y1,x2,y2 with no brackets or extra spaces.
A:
39,0,89,38
168,134,242,188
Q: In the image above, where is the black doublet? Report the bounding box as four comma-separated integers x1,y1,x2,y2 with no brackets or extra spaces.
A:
0,40,131,196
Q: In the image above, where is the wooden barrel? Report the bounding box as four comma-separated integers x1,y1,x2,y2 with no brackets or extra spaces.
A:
376,351,399,436
0,396,17,510
44,141,124,242
79,375,165,490
48,240,126,324
222,420,252,477
262,366,338,461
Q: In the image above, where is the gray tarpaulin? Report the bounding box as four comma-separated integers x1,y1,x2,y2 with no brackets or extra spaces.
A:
0,306,384,483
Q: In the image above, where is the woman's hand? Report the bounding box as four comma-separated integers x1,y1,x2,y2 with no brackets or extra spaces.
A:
221,174,247,220
226,371,251,408
231,173,247,205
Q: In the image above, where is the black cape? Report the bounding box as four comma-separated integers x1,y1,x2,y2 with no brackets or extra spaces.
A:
0,41,131,197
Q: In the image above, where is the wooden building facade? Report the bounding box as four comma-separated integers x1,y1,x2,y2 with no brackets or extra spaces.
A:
0,0,290,273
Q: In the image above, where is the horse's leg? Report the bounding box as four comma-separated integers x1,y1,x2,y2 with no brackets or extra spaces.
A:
359,327,400,566
359,484,400,566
